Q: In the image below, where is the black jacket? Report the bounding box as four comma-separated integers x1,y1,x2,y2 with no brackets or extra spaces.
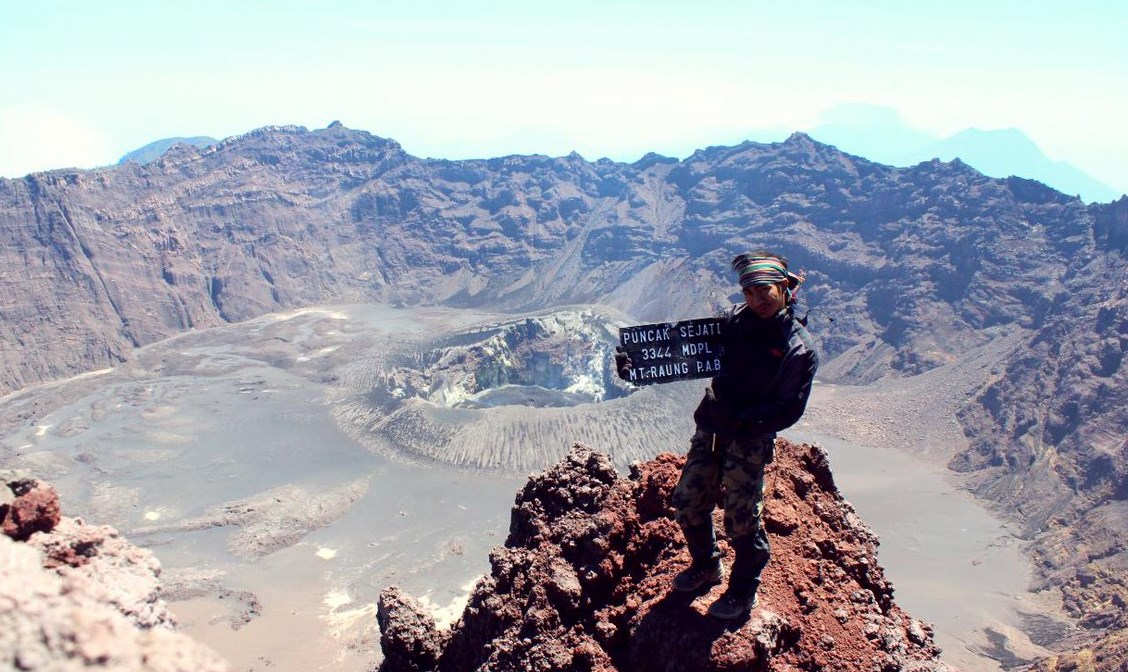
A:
694,304,819,439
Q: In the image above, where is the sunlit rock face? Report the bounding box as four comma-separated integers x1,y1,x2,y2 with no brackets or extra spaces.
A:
378,309,630,409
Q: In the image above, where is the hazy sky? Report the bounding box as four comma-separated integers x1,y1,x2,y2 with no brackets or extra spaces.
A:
2,1,1125,193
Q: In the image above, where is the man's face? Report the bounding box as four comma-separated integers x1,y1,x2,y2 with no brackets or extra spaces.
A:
742,282,787,318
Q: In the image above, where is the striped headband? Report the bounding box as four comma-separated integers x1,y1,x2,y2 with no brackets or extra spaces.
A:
734,256,800,290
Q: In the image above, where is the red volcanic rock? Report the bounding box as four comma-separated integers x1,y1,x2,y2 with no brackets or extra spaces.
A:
378,587,451,672
378,441,955,672
1,478,62,541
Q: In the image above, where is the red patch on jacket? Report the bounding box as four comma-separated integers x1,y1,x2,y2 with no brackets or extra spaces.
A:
768,348,785,358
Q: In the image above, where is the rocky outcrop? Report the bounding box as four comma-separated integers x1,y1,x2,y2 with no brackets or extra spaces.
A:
376,308,629,410
1,476,61,540
377,443,952,672
0,475,228,671
1031,630,1128,672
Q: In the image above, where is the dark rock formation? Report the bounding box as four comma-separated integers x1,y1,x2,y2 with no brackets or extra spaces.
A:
0,474,228,671
377,443,953,672
1,476,61,540
378,587,450,672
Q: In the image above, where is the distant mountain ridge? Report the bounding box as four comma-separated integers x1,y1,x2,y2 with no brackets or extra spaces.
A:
1,122,1126,668
117,136,218,165
808,103,1120,203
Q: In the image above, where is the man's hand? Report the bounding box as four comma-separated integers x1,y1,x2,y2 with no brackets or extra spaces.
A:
694,386,744,436
614,347,633,380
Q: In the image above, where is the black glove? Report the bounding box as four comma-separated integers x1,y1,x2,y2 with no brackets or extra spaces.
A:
614,347,633,380
693,387,743,436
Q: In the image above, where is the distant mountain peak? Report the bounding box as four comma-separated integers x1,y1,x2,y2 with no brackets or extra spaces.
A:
117,136,218,166
632,152,677,169
202,124,404,162
806,104,1119,203
784,131,815,143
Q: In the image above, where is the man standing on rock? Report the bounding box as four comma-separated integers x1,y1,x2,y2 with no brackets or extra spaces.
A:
622,251,818,619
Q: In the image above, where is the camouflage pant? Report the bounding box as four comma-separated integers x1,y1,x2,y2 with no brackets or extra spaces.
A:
671,429,773,582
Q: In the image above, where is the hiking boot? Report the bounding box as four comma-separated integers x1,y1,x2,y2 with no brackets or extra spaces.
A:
707,588,759,620
672,562,725,593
